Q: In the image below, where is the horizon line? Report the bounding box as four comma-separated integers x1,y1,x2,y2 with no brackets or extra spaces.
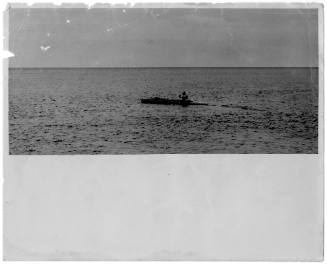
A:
9,66,318,69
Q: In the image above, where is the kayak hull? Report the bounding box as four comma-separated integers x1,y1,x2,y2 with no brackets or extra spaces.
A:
141,98,208,106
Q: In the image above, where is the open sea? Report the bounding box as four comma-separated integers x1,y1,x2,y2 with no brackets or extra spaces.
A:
9,67,318,154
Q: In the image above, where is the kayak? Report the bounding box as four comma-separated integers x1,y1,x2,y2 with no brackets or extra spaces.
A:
141,97,208,106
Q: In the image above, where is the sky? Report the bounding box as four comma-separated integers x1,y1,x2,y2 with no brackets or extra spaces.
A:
8,7,318,68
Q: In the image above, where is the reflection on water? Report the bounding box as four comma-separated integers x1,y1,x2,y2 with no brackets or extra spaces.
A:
9,68,318,154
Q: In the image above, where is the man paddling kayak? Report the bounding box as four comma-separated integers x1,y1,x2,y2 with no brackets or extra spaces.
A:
140,91,209,106
179,91,189,101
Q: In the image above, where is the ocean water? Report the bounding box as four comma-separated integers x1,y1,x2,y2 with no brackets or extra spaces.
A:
9,67,318,154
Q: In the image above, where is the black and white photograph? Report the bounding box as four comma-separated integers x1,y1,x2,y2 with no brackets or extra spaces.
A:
3,3,324,261
8,5,319,154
